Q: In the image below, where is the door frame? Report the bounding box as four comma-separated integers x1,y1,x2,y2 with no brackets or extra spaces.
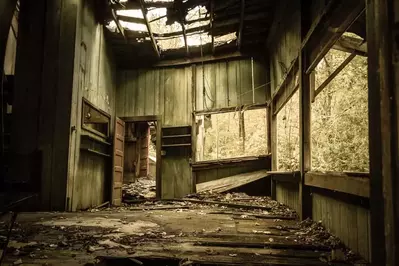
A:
120,115,162,198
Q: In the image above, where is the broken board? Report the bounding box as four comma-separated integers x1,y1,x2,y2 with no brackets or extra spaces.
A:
196,170,270,193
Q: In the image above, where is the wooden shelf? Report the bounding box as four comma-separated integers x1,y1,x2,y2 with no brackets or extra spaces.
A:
81,132,111,146
80,147,111,157
162,143,191,148
162,134,191,139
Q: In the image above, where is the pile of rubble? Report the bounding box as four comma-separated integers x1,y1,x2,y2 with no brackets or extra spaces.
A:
122,178,156,200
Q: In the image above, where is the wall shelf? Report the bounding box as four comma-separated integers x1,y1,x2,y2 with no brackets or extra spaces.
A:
162,134,191,139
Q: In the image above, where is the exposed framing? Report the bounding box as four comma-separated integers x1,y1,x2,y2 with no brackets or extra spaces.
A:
120,115,163,199
138,0,160,59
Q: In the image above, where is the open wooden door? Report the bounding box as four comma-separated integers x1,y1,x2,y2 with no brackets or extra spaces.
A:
112,117,125,206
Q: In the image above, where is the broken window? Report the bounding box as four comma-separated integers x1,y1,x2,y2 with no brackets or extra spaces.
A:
311,48,369,172
276,90,300,171
196,108,268,161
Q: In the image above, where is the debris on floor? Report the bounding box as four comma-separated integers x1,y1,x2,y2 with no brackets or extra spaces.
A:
0,193,367,265
122,178,156,200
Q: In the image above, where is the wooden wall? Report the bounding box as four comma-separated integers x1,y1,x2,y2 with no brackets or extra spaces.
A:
275,182,300,214
312,193,370,261
117,66,193,126
195,59,269,110
68,0,116,211
3,11,17,75
117,58,269,199
268,0,301,96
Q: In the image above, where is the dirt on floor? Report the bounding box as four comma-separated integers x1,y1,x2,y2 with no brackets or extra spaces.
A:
0,193,367,265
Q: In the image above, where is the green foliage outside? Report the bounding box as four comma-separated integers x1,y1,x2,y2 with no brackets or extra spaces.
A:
277,49,369,172
201,109,268,161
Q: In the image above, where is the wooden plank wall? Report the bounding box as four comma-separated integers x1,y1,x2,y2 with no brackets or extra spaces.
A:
69,0,116,211
3,11,17,75
312,193,370,261
268,0,301,96
195,59,269,111
117,67,192,126
275,182,300,214
117,58,269,199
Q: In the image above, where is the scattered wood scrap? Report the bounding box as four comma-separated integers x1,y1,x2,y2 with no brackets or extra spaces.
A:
196,170,270,193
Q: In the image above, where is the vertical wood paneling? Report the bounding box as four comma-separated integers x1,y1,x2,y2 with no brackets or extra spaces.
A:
312,193,370,261
275,182,300,214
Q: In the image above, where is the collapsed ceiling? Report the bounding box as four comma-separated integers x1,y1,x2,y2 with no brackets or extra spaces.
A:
102,0,275,68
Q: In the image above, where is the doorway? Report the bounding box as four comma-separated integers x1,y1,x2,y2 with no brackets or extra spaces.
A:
121,116,162,201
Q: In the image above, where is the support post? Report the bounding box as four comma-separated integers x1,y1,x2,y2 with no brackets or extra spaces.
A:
270,104,277,200
367,0,399,264
237,0,245,51
299,0,312,221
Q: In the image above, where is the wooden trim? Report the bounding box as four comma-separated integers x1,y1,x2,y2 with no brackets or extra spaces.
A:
81,97,111,139
139,0,160,59
80,148,111,158
237,0,245,51
120,115,161,122
194,103,268,116
192,155,271,171
272,171,301,183
305,172,369,198
156,118,162,199
313,52,356,100
306,3,365,74
152,52,248,68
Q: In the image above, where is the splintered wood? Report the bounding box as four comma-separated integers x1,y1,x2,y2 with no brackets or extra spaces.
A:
196,170,270,193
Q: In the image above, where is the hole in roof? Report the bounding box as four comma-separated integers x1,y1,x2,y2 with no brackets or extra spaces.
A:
116,9,144,18
106,20,148,33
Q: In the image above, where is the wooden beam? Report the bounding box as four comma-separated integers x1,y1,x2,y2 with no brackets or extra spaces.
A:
299,0,312,221
210,0,215,54
305,172,369,198
0,0,17,70
271,171,301,183
139,0,160,59
117,14,145,25
111,8,126,40
367,0,399,264
333,35,367,56
191,155,270,171
194,102,268,116
313,52,356,100
306,1,365,74
237,0,245,51
152,51,246,67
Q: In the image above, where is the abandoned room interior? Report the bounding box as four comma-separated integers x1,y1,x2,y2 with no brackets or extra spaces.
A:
0,0,398,265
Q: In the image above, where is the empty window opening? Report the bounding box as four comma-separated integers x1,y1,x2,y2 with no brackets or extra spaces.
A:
196,109,268,161
82,98,111,138
311,48,369,172
276,90,300,171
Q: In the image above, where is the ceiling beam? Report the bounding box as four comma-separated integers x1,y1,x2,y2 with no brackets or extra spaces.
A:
117,14,146,24
210,0,215,54
139,0,160,59
111,8,126,40
237,0,245,51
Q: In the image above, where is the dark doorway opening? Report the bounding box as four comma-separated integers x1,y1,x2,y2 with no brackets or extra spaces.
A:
121,116,162,201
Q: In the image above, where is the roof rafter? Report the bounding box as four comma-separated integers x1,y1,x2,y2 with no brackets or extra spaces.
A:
237,0,245,51
210,0,215,54
139,0,160,59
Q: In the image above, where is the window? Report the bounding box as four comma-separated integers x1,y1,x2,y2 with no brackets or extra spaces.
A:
196,108,268,161
276,90,300,171
82,98,111,138
311,48,369,172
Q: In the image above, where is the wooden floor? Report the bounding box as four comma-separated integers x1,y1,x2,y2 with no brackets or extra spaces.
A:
0,199,358,265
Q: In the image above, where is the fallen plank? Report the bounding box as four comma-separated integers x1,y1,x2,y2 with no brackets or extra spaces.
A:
196,170,270,193
208,211,296,220
128,206,190,211
177,198,272,211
